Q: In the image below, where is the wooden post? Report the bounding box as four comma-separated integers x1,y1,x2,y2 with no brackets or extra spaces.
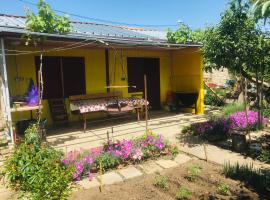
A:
99,161,103,193
203,143,208,162
144,74,148,132
111,126,114,142
106,131,110,145
0,38,14,144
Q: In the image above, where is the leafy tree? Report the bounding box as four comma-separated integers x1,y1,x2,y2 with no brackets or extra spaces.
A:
203,0,270,129
167,23,204,44
25,0,71,45
253,0,270,21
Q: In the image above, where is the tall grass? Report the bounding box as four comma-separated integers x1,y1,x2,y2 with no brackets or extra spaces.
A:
223,162,270,196
222,103,245,116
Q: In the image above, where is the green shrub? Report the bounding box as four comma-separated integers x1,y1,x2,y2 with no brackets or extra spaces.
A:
258,149,270,164
94,152,120,170
263,108,270,118
222,103,245,116
217,182,231,196
175,186,192,200
186,165,202,182
223,162,270,196
204,92,224,107
3,124,74,200
153,175,169,190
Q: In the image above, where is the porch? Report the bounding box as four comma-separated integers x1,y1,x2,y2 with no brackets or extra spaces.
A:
46,110,214,152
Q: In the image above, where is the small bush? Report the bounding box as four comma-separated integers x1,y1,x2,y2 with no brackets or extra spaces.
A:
204,92,224,107
3,124,74,200
183,117,231,141
186,164,202,182
175,186,192,200
153,175,169,190
222,103,245,116
217,182,231,196
258,149,270,164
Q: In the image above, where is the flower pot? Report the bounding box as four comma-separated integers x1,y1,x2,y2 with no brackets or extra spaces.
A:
231,130,247,152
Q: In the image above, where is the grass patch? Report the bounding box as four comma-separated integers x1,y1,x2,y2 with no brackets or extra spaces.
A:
186,164,202,182
222,103,245,116
223,162,270,196
153,175,169,190
217,182,231,196
175,186,192,200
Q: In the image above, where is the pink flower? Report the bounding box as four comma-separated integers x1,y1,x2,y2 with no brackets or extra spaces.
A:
88,171,93,181
132,148,143,160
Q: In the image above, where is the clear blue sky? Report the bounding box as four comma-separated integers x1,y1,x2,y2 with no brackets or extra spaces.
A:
1,0,229,29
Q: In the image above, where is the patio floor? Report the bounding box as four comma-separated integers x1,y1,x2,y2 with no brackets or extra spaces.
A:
47,109,218,152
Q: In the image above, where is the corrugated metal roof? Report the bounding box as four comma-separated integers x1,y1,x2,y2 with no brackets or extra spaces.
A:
0,14,166,42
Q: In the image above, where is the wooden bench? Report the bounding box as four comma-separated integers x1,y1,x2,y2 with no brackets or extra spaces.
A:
69,92,144,132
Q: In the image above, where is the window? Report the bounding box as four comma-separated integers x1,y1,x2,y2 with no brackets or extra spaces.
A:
35,56,86,99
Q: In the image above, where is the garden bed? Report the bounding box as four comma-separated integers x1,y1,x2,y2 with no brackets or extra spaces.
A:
70,159,262,200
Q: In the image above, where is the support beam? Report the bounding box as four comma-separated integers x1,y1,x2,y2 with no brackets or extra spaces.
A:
0,37,14,144
105,49,110,93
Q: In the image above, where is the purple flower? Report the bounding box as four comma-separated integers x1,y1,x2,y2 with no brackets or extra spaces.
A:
83,155,93,165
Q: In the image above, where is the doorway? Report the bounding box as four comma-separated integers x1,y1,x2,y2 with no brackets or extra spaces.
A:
127,57,160,110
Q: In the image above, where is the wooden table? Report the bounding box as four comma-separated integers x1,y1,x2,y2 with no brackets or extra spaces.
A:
11,105,41,119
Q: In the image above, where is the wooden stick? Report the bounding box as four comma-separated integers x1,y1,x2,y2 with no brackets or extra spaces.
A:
99,161,103,193
144,74,148,132
111,127,114,142
106,131,110,145
203,143,208,162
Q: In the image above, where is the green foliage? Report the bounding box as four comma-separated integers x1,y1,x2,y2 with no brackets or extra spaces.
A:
258,149,270,163
25,0,71,44
186,164,202,182
175,186,192,200
253,0,270,21
3,124,74,200
94,152,120,170
204,92,224,107
222,103,245,115
223,162,270,196
153,175,169,190
217,182,231,196
167,23,204,44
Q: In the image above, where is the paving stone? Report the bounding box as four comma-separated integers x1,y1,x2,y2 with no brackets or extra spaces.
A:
78,177,100,189
118,166,143,179
138,162,163,174
174,154,192,164
98,172,123,185
155,159,178,169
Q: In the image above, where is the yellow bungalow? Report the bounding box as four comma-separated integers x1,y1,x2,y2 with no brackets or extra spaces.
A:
0,14,204,144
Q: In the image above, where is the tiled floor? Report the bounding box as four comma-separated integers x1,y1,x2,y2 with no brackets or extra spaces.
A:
47,109,216,152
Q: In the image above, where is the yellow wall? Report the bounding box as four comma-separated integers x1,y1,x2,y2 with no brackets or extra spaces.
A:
6,45,203,126
171,48,204,114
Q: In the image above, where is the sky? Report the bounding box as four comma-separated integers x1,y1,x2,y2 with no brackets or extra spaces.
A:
1,0,229,29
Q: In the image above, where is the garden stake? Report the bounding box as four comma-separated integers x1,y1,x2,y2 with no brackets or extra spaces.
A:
106,130,110,145
203,143,208,162
111,126,114,142
99,161,103,193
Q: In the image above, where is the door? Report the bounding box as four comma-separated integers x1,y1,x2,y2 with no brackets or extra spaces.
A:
127,57,160,110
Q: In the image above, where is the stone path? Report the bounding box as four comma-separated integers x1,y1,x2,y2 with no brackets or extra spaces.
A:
77,153,192,190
